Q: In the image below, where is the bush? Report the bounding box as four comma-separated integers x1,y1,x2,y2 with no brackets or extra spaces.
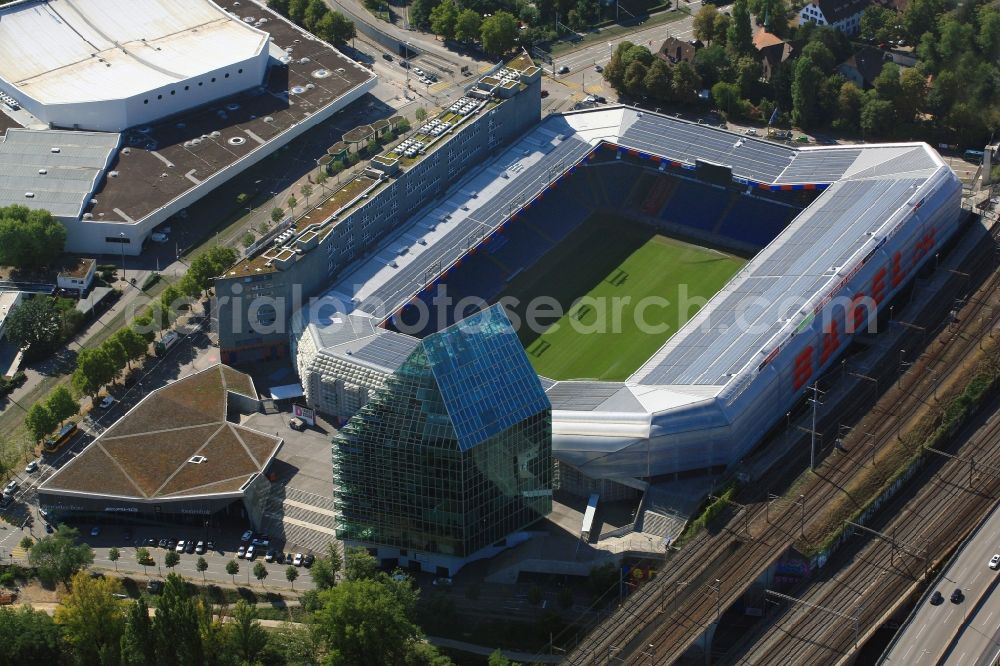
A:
0,571,15,587
141,272,161,291
242,232,256,248
0,372,26,397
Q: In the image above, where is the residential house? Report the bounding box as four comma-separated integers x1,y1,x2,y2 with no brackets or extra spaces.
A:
656,37,700,67
753,29,794,81
836,45,911,88
798,0,873,35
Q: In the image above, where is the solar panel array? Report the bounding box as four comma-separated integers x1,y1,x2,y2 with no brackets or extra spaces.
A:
633,177,925,386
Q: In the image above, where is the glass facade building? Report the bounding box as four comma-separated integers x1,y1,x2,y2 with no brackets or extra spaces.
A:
333,305,552,564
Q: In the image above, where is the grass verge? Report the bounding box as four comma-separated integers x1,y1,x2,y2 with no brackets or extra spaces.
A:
550,9,689,57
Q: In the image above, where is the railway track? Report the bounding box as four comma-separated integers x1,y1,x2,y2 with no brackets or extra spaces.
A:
726,393,1000,665
563,218,1000,665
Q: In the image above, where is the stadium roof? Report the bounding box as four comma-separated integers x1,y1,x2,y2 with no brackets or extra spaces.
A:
299,106,952,409
0,0,268,105
0,128,119,218
41,364,282,501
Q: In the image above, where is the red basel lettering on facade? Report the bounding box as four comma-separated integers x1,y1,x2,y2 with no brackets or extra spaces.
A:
792,346,815,391
820,321,840,365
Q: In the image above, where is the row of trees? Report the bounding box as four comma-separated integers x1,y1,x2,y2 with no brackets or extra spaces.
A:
0,206,66,272
424,1,521,57
25,386,80,443
11,536,464,665
267,0,356,45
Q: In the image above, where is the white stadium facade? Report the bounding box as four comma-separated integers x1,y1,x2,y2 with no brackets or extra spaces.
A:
288,105,963,496
0,0,375,255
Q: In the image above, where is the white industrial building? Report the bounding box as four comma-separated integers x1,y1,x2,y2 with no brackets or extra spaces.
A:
0,0,270,133
0,0,375,255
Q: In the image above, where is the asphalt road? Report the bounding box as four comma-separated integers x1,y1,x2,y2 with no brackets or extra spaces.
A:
882,499,1000,665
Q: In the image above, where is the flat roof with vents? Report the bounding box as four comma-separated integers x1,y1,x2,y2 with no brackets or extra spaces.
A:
0,128,119,218
40,364,282,501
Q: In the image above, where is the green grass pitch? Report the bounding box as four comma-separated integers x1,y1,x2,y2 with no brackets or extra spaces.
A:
496,214,747,381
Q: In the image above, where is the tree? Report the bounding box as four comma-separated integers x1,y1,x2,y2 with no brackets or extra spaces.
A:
757,0,788,36
693,44,732,86
226,559,240,583
72,346,117,401
623,61,648,97
902,0,947,42
0,206,67,270
643,59,673,101
25,402,57,443
112,327,148,369
735,56,761,97
303,0,328,30
0,605,65,663
185,246,236,297
834,80,863,132
316,10,356,44
4,297,62,356
300,184,314,207
271,206,285,223
196,556,208,581
19,536,33,550
410,0,434,28
164,550,180,572
897,66,927,124
225,599,269,663
108,547,120,571
254,561,269,587
135,547,152,575
287,195,298,213
315,170,330,195
29,525,94,586
54,570,126,664
344,546,378,581
860,92,895,137
727,0,753,56
286,565,300,590
430,0,459,39
153,574,206,664
103,336,129,378
860,5,897,43
694,5,720,43
800,40,835,75
791,57,822,127
713,13,731,46
480,11,518,57
671,61,702,104
415,107,428,122
488,649,523,666
404,642,455,665
315,578,421,665
120,598,154,666
455,8,481,44
310,543,343,590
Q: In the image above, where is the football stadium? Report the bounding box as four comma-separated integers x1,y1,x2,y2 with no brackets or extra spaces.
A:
215,59,962,500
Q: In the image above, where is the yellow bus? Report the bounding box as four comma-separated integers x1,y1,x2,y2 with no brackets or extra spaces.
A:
42,423,77,456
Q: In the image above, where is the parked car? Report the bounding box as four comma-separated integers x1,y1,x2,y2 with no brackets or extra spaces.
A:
237,545,247,559
951,588,964,603
3,480,17,495
241,530,253,542
432,577,453,587
195,541,206,555
303,554,315,568
147,580,163,594
175,540,186,553
251,538,270,548
158,538,169,549
990,553,1000,570
557,65,569,74
98,395,116,409
144,538,156,548
288,417,306,431
167,538,178,550
293,553,304,566
38,508,48,520
413,67,425,77
382,53,393,61
206,541,215,553
744,128,759,136
594,64,603,72
185,540,196,554
150,232,169,243
90,526,101,537
245,545,256,560
275,552,286,564
265,550,276,563
45,522,54,533
24,461,38,474
929,590,944,605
